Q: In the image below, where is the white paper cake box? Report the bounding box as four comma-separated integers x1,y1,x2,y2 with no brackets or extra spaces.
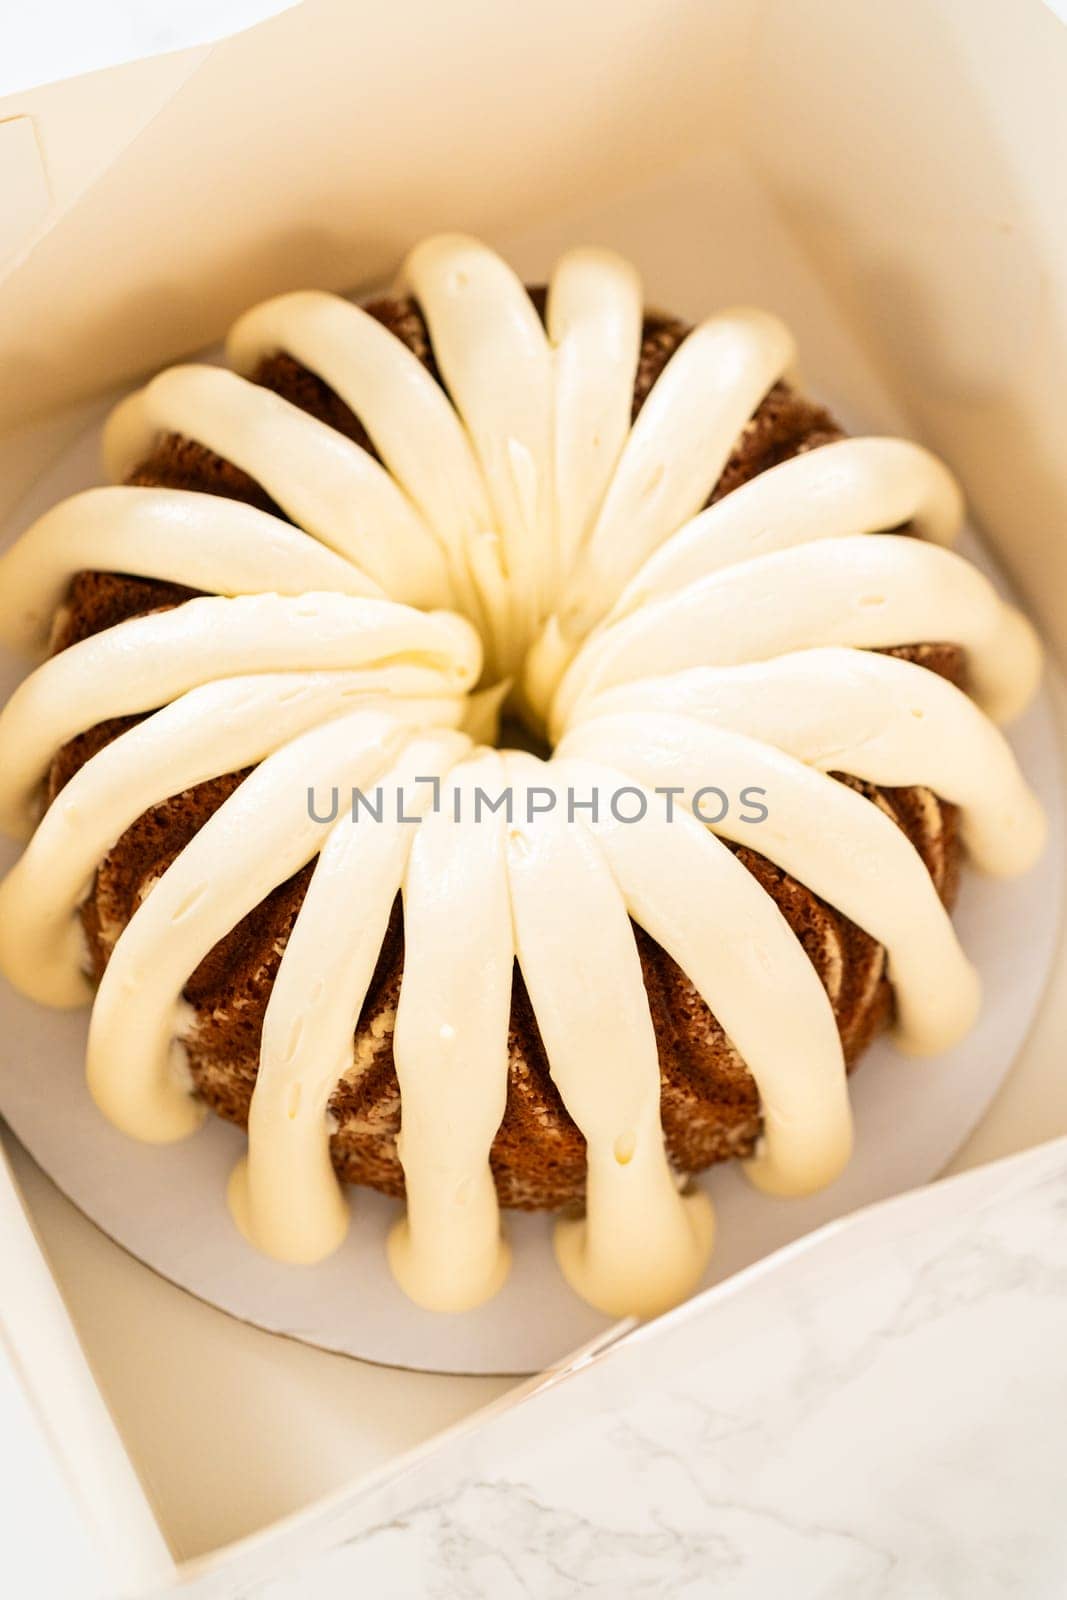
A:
1,0,1067,1591
0,1143,172,1597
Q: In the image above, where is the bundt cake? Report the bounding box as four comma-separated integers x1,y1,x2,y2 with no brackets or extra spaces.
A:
0,236,1045,1319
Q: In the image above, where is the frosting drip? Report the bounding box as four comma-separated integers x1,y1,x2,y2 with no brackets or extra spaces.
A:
105,368,452,610
0,592,480,837
503,754,714,1318
548,535,1042,742
558,713,980,1057
0,234,1045,1321
558,756,852,1198
231,729,471,1266
0,680,464,1009
387,750,514,1312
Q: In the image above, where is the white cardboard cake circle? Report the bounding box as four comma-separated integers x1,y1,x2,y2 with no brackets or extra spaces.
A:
0,408,1062,1376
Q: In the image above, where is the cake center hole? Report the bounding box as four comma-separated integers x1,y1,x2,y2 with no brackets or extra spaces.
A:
497,712,552,760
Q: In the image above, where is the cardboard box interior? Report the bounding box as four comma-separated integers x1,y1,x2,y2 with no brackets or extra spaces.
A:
1,0,1066,1582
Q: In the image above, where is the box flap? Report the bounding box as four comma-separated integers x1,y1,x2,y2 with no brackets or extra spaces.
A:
0,2,303,291
0,118,49,275
0,0,302,98
0,1139,173,1595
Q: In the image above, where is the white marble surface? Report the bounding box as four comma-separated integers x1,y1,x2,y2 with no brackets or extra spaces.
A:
170,1135,1067,1599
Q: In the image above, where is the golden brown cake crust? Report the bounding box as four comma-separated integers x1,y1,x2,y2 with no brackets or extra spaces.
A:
47,290,964,1210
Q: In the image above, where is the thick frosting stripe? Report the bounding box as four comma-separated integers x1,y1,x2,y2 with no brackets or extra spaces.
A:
86,709,415,1143
231,729,470,1267
558,712,981,1056
0,680,463,1008
226,291,495,642
550,535,1042,739
503,753,714,1318
606,436,964,622
0,593,481,837
103,366,453,608
547,248,643,574
574,649,1045,876
558,755,852,1198
522,306,796,716
388,749,514,1312
555,307,795,638
404,235,558,670
0,486,380,655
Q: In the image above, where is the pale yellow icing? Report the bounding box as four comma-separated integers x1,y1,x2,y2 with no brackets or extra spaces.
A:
226,291,495,652
546,249,643,574
0,681,464,1009
556,755,852,1199
523,306,795,716
86,707,425,1142
231,728,471,1266
403,235,559,675
604,436,964,623
0,486,381,655
503,753,714,1317
548,535,1042,742
387,749,514,1311
0,234,1045,1322
574,649,1045,878
564,307,796,624
104,367,453,610
558,712,980,1057
0,592,480,837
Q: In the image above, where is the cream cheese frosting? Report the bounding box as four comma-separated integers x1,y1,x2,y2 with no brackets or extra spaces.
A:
387,749,515,1312
231,727,472,1267
503,752,714,1317
104,367,453,610
557,755,853,1200
0,592,480,838
557,713,981,1058
0,234,1045,1321
547,535,1042,742
0,486,382,655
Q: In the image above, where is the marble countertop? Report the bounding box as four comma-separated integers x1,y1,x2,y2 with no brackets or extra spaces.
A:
171,1134,1067,1600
